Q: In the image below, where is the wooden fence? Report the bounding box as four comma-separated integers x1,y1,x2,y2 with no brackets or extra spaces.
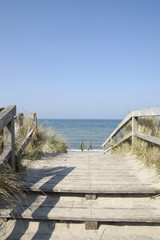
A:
0,105,16,170
102,107,160,154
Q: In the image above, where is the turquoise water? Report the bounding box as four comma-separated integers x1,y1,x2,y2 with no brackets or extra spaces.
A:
38,119,121,150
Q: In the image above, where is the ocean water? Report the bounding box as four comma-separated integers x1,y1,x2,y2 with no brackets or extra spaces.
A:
38,119,121,150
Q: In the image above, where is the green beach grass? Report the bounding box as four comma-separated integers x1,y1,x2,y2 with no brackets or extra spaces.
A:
112,117,160,170
0,114,67,203
15,115,67,162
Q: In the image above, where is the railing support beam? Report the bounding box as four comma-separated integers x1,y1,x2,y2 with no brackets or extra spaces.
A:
132,117,138,149
4,119,15,170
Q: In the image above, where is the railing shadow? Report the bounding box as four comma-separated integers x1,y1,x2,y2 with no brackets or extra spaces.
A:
4,159,74,240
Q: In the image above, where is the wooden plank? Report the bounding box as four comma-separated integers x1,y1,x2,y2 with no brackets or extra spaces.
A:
85,194,97,200
0,108,4,112
2,194,160,223
0,148,11,171
102,107,160,148
0,105,16,132
102,112,132,147
85,221,98,230
3,119,15,170
24,184,158,194
133,107,160,117
22,152,160,194
22,209,159,222
104,147,112,154
132,117,138,148
113,132,132,148
135,132,160,145
2,220,160,240
17,128,34,160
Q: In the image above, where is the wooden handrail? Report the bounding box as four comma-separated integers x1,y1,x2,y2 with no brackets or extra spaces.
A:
101,112,132,147
0,105,16,170
102,107,160,153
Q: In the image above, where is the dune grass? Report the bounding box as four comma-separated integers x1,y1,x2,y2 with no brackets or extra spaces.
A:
0,164,25,205
0,114,67,204
15,115,67,161
112,117,160,170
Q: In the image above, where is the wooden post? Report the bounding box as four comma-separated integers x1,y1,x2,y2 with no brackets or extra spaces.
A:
132,117,138,149
30,112,37,128
80,141,84,151
90,140,92,150
15,113,24,136
82,142,84,151
4,119,15,170
80,141,82,150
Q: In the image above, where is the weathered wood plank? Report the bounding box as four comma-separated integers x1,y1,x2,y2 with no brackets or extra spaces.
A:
136,132,160,145
132,117,138,147
85,221,98,230
0,148,11,171
0,105,16,132
2,219,160,240
104,147,112,154
3,119,15,170
0,107,4,112
2,194,160,223
102,113,132,147
113,132,132,148
17,128,34,160
22,152,160,194
133,107,160,117
102,107,160,148
24,184,158,194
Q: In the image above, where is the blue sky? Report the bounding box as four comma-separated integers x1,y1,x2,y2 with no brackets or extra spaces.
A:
0,0,160,119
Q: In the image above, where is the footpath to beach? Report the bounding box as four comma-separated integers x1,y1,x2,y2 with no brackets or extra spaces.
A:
1,151,160,239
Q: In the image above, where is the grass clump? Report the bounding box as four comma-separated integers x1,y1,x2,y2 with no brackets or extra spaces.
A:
0,164,24,205
133,138,160,169
111,117,160,170
138,117,160,137
15,115,67,161
0,114,67,204
112,140,131,154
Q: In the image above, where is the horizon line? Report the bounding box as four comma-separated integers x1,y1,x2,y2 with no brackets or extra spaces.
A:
38,118,122,120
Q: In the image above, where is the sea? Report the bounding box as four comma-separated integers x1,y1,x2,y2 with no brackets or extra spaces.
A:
38,119,121,151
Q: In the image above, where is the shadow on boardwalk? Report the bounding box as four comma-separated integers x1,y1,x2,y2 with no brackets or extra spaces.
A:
4,164,74,240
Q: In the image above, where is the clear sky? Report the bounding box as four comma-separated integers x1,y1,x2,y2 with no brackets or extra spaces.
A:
0,0,160,119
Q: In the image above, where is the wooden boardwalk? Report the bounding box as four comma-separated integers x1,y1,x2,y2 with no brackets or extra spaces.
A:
23,151,160,194
1,151,160,239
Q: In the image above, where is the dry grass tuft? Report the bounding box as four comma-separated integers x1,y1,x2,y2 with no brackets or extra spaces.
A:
15,115,67,161
0,164,25,205
112,140,132,154
138,117,160,137
133,138,160,169
111,117,160,169
0,114,67,203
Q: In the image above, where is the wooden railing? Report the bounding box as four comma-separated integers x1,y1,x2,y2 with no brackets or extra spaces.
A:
0,105,16,170
102,107,160,154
